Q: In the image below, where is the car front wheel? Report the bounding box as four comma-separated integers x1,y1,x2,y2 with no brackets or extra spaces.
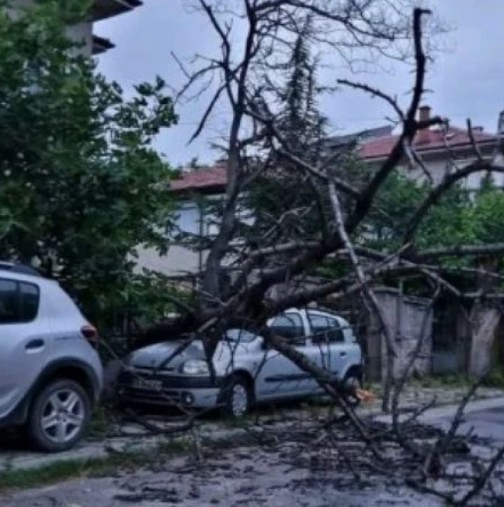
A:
28,379,91,452
220,375,253,418
342,372,362,408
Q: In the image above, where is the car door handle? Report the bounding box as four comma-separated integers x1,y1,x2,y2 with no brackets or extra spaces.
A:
339,351,347,357
25,339,45,351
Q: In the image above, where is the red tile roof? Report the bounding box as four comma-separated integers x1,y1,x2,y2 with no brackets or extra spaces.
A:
171,126,498,191
360,127,498,161
171,166,227,192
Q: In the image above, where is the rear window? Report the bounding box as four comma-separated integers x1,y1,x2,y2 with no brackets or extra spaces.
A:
0,279,40,324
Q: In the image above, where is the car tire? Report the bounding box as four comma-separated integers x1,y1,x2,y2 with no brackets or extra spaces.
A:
220,375,253,418
27,379,91,452
342,372,362,408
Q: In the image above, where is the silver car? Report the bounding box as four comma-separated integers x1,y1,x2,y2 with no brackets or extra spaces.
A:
118,308,363,417
0,263,103,452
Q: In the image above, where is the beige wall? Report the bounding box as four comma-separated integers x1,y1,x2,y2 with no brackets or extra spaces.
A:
372,151,503,191
134,245,206,277
66,21,93,56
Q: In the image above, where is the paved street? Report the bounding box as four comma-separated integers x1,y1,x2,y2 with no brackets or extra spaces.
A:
0,443,444,507
1,395,503,506
459,405,504,441
418,397,504,442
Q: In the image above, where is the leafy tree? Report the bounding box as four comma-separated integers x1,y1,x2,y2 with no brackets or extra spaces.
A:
363,170,473,253
0,0,178,331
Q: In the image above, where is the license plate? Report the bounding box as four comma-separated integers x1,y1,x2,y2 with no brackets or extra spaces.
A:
132,377,163,391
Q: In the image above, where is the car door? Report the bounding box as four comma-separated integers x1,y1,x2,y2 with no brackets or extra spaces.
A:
254,312,313,400
307,312,348,386
323,315,350,380
0,278,51,420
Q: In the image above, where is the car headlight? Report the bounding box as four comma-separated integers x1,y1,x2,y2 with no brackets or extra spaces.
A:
180,359,210,376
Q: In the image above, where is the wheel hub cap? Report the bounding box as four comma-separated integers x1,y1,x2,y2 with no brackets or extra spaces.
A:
41,389,85,444
231,384,248,416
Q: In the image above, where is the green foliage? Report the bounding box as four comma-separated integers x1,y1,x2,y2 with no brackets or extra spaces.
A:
482,367,504,388
0,1,178,329
362,169,473,252
363,170,425,250
363,168,504,256
467,184,504,245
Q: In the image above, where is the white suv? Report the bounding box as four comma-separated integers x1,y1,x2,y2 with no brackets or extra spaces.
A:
0,263,103,452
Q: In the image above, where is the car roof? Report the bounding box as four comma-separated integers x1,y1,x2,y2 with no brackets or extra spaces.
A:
0,262,53,285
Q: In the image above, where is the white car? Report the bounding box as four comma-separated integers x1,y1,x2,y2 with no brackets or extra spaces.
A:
0,262,103,452
118,308,363,417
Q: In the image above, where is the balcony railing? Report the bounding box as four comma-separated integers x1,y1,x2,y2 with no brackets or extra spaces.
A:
92,0,142,22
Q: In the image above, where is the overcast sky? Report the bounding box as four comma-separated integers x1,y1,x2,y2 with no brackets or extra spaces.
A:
96,1,504,166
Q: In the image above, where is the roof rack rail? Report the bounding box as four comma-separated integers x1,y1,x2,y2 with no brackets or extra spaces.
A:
0,262,42,277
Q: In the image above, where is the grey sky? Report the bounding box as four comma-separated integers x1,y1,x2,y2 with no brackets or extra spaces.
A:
96,1,504,166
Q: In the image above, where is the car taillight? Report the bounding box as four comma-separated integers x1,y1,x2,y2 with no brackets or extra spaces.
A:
81,325,99,346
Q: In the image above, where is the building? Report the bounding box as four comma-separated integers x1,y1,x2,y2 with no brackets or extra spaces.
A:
358,106,501,190
11,0,142,56
135,161,229,278
136,107,502,278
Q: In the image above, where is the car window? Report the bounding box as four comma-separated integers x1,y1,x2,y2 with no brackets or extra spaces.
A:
325,316,344,343
309,314,329,344
225,328,257,343
20,282,40,322
269,313,305,345
309,313,344,343
0,279,40,324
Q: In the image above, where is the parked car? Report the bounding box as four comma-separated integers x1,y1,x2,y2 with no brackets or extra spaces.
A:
0,262,103,452
117,308,363,417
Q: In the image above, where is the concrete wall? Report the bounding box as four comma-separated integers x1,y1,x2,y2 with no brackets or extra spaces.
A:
366,288,433,382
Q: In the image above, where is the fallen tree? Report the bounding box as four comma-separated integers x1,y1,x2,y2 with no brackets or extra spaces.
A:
124,1,504,503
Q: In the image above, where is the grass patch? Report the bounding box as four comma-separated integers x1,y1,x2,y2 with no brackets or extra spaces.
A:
481,368,504,388
0,440,189,493
407,374,470,389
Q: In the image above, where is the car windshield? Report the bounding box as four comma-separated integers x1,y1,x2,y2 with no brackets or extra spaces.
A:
225,328,258,343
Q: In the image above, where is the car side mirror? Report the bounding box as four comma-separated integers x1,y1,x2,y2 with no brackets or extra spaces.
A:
260,338,269,350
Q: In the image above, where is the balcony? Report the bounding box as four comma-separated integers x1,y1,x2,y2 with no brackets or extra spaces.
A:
92,0,142,22
92,34,115,55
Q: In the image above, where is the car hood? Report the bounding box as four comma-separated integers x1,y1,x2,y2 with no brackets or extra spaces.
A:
126,337,258,371
126,340,206,370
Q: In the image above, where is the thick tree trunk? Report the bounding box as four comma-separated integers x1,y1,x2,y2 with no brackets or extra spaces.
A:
468,305,500,379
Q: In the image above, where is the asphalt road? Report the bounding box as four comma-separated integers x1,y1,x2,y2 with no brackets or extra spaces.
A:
417,398,504,443
457,405,504,442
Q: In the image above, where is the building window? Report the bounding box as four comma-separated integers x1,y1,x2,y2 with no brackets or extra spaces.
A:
173,203,201,236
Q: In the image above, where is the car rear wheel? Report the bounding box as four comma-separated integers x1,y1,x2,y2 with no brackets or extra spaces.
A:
342,372,362,408
28,379,91,452
220,375,253,418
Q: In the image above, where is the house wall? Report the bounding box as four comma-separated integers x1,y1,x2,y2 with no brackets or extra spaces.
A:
134,245,205,278
135,193,254,277
135,200,209,277
371,152,502,190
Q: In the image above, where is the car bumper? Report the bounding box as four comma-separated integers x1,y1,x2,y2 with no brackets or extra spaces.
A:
117,371,222,409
